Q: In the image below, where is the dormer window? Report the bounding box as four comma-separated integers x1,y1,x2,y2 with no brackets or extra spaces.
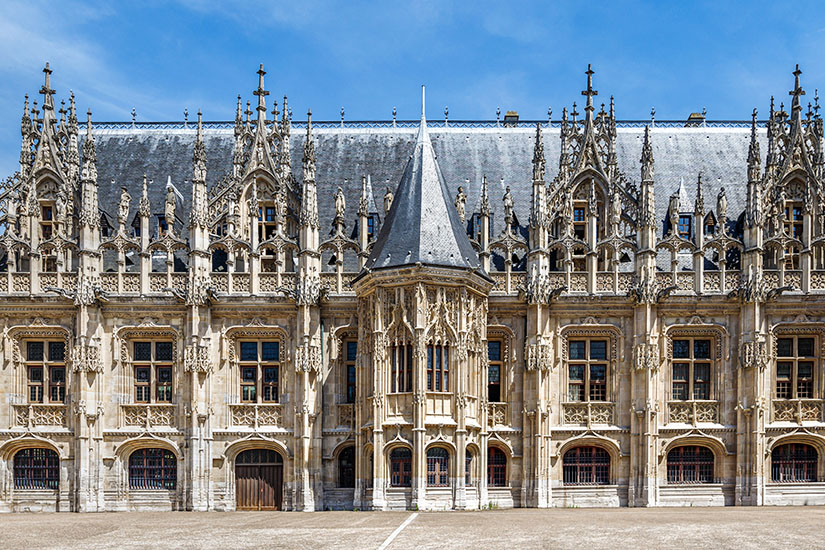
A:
258,205,277,241
40,205,54,240
784,202,803,240
158,216,168,236
678,215,692,240
573,203,587,240
704,214,716,235
367,215,376,239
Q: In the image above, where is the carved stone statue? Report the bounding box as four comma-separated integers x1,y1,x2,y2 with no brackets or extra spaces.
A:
384,186,394,214
7,190,19,223
503,186,514,224
118,186,131,228
717,186,728,227
334,186,346,220
55,192,67,231
165,183,176,232
455,186,466,223
668,192,680,233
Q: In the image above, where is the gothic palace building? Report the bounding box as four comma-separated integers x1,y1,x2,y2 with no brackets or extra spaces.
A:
1,62,825,512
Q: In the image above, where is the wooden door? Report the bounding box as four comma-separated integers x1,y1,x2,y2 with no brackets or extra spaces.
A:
236,449,283,510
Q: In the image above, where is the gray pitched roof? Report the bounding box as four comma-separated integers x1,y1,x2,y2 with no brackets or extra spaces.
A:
80,125,762,252
362,109,482,274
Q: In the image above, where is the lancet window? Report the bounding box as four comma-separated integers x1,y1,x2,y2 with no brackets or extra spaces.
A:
390,447,412,487
390,343,413,393
344,340,357,404
427,344,450,392
488,340,503,402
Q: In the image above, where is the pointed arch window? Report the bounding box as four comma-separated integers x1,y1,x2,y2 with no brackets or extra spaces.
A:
390,344,412,393
562,446,610,485
14,448,59,490
488,447,507,487
666,446,714,484
427,344,449,392
390,448,412,487
426,447,450,487
772,443,817,483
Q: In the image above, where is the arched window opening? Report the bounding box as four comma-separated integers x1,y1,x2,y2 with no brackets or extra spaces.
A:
338,446,355,488
13,448,59,490
465,449,474,485
389,448,412,488
488,340,503,402
427,447,450,487
772,443,818,483
666,446,714,484
488,447,507,487
562,446,610,486
129,448,177,490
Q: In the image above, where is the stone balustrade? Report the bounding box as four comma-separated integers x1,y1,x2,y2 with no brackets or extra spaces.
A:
667,401,719,425
121,404,177,428
229,403,283,428
13,404,67,428
773,399,824,423
563,402,614,426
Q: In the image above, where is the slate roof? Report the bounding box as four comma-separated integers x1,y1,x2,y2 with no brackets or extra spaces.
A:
361,109,482,274
83,125,762,252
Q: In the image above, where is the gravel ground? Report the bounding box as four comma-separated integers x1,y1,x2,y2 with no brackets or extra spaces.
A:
0,507,821,549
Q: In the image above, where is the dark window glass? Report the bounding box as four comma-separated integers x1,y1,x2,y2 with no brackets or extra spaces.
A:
673,340,690,359
488,341,501,362
48,342,65,362
14,448,59,490
569,341,586,360
241,367,256,382
772,444,817,483
346,341,358,362
155,342,173,361
798,338,815,357
590,341,607,360
261,341,279,361
667,446,714,484
569,364,584,381
134,342,152,361
563,446,610,485
777,338,794,357
573,207,585,222
693,340,710,359
129,448,177,490
263,366,279,383
28,366,43,382
240,342,258,361
338,447,355,488
489,364,500,384
27,341,44,362
135,366,150,382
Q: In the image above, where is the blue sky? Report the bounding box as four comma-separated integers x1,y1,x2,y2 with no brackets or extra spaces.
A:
2,0,825,176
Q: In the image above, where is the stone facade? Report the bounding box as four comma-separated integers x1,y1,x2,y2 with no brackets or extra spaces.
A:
2,63,825,512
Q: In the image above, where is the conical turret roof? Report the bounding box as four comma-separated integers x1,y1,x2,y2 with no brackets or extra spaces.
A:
362,87,482,274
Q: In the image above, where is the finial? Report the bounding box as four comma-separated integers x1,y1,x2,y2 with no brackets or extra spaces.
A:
131,107,136,127
548,106,552,126
421,85,426,121
340,106,345,128
86,109,93,138
392,106,397,127
23,94,29,116
69,90,76,117
307,108,312,128
496,106,501,127
184,108,189,128
609,96,615,119
582,63,597,114
650,106,655,127
197,109,203,135
816,89,821,117
444,105,448,127
40,62,55,109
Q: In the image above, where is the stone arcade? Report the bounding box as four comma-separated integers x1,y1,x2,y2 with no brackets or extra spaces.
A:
2,63,825,511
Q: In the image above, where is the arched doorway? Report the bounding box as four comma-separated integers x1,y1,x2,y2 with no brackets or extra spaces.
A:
235,448,283,510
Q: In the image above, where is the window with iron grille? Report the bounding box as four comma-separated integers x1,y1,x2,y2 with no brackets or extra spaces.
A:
132,341,174,403
775,336,817,399
238,341,280,403
667,446,714,484
488,447,507,487
465,450,473,485
344,341,357,403
671,338,713,401
567,339,608,402
488,340,503,402
13,448,59,490
427,447,450,487
390,447,412,487
128,448,177,490
338,446,355,488
390,343,413,393
771,443,818,483
25,340,66,403
427,344,450,392
562,446,610,485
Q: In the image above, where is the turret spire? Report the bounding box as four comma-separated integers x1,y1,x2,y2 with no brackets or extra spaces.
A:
253,64,269,125
694,173,704,216
190,109,208,230
640,126,656,230
80,109,99,229
300,109,318,230
582,64,598,120
790,64,805,118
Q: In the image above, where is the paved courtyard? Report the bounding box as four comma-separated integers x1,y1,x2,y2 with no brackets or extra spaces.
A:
1,507,821,549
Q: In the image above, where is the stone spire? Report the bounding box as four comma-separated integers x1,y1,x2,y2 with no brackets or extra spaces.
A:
747,108,762,228
480,174,490,216
790,64,805,120
530,123,546,230
65,91,79,184
279,95,291,181
39,62,56,122
300,110,318,229
189,109,208,230
80,109,99,229
359,86,482,274
253,63,269,127
20,94,32,178
694,173,704,216
639,126,656,231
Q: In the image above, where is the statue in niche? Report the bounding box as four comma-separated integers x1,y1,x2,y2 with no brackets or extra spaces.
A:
455,186,466,223
55,192,68,231
384,186,394,214
609,191,622,230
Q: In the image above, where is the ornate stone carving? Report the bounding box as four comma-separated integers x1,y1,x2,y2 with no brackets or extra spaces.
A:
184,341,212,373
71,338,102,373
740,340,768,370
633,342,659,371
